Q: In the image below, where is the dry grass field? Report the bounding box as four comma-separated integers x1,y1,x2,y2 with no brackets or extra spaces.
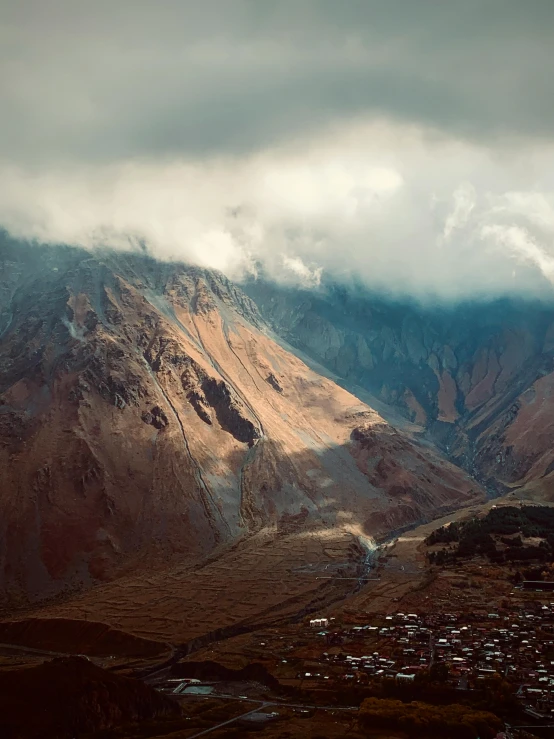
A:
22,527,364,646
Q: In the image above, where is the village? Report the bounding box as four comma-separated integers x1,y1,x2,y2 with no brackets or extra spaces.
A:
297,602,554,722
151,503,554,737
150,599,554,738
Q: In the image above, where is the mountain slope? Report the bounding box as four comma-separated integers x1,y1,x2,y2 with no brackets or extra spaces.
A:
0,241,483,604
244,279,554,498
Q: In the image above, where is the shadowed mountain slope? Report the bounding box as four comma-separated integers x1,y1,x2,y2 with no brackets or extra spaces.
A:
0,656,180,738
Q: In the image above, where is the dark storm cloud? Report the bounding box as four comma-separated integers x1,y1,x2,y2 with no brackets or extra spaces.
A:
3,0,554,301
1,0,554,164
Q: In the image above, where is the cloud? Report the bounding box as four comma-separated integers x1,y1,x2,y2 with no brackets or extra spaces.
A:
282,256,323,287
3,120,554,300
1,1,554,167
442,183,476,242
2,2,554,301
482,225,554,285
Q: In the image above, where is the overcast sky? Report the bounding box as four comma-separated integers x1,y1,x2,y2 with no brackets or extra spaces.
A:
2,1,554,299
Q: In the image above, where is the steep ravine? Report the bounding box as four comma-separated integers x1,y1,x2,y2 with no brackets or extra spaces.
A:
245,278,554,499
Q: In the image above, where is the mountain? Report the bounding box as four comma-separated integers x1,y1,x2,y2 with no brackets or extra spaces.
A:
0,240,482,604
244,279,554,499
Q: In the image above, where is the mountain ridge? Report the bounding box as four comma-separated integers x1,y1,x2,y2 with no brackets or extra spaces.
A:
244,277,554,499
0,240,483,606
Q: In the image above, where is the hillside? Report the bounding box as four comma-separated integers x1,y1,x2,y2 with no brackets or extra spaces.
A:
0,656,180,738
0,239,483,606
245,278,554,499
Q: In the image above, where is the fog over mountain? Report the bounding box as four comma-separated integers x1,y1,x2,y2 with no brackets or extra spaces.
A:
2,1,554,300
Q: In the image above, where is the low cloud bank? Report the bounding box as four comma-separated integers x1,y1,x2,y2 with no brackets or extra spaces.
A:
2,122,554,301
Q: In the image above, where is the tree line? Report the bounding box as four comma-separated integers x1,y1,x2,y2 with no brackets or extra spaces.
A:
426,506,554,568
359,697,502,738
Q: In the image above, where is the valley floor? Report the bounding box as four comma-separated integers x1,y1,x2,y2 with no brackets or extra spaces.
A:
3,489,554,737
12,526,366,645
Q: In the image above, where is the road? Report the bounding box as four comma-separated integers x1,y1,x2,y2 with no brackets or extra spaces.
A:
184,694,358,711
429,632,435,668
182,694,358,738
186,702,272,738
0,642,96,663
0,642,67,658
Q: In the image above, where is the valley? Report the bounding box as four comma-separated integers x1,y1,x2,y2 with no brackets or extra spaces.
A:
2,492,553,738
2,240,554,737
4,2,554,735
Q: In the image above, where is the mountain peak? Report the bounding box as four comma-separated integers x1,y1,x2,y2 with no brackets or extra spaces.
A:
0,242,483,604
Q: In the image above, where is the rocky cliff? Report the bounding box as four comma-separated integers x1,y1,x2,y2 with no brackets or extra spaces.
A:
244,279,554,498
0,240,483,603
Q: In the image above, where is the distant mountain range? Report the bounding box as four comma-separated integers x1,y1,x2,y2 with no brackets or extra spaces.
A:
245,277,554,501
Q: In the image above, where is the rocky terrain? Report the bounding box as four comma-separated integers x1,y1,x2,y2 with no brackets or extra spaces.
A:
0,238,482,606
245,279,554,499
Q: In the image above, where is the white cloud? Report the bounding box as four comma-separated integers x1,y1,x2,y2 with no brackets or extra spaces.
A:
481,224,554,285
442,182,476,242
282,256,323,287
2,119,554,300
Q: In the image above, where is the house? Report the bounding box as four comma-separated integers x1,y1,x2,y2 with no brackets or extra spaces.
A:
310,617,329,628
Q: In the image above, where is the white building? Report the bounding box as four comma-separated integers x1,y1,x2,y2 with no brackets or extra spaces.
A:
310,617,329,628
